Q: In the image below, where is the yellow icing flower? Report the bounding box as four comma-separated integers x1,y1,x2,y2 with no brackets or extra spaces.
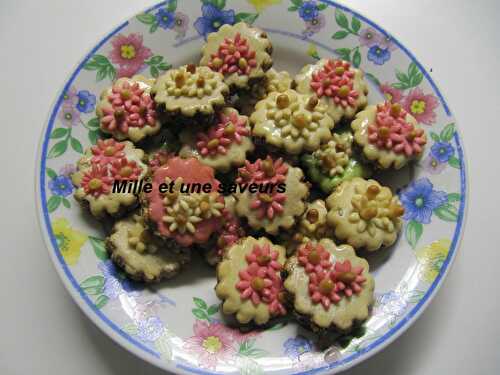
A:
416,239,451,283
52,218,88,266
247,0,282,12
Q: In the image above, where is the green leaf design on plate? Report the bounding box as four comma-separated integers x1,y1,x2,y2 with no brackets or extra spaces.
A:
364,72,380,87
430,131,440,142
47,195,62,213
155,334,173,362
266,322,287,331
158,62,172,71
48,140,68,159
150,66,160,78
434,203,458,222
88,129,100,145
288,5,298,11
405,220,423,249
447,192,461,202
332,30,349,40
122,323,139,335
95,294,109,309
352,48,361,68
193,297,208,309
62,197,71,208
167,0,177,12
439,123,455,142
406,290,425,304
334,8,349,29
203,0,226,10
136,13,156,25
238,339,268,358
235,12,259,25
148,55,163,65
207,304,219,315
89,236,108,260
334,48,351,61
50,127,69,139
392,62,423,90
80,275,105,295
70,137,83,153
46,167,57,179
351,16,361,33
290,0,303,7
84,55,116,82
87,117,100,130
192,308,209,320
317,3,328,11
448,156,460,169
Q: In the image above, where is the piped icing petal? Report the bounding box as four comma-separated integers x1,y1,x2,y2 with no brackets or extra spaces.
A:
251,89,334,154
351,101,428,169
216,236,287,325
201,22,273,89
326,177,404,251
96,76,161,142
295,58,368,123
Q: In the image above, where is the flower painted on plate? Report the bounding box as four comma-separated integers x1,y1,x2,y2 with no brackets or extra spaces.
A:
402,88,439,125
422,154,446,175
377,34,397,51
183,320,236,369
98,260,141,300
52,218,87,265
136,316,166,342
49,175,73,197
155,8,175,29
62,86,78,106
173,12,189,39
416,238,451,283
59,163,77,177
59,103,80,127
380,83,403,103
367,45,391,65
375,290,407,317
358,27,380,47
431,141,454,163
248,0,282,13
194,4,235,38
399,178,447,224
304,13,325,35
298,1,319,21
283,335,313,359
75,90,96,113
109,33,152,78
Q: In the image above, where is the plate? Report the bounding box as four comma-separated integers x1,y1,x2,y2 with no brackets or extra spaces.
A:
35,1,467,373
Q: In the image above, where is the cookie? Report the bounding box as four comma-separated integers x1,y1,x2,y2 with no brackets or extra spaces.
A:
234,156,309,235
251,89,334,155
179,107,254,172
152,64,229,124
351,102,427,169
284,239,374,333
302,131,371,193
295,59,368,123
216,236,287,325
96,75,161,143
326,177,404,251
71,139,148,219
106,212,190,282
200,22,273,91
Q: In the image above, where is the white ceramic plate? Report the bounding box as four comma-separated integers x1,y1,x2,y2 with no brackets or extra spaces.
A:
36,1,467,373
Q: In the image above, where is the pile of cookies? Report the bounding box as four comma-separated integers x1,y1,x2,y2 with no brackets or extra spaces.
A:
70,22,427,337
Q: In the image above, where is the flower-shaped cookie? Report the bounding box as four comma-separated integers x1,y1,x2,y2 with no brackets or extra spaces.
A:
302,131,371,193
143,157,225,247
284,239,374,332
153,64,229,121
234,156,309,234
200,22,273,90
295,59,368,123
326,177,404,251
351,102,427,169
251,89,334,154
96,75,161,143
72,139,148,219
179,107,254,172
216,236,287,325
106,212,191,282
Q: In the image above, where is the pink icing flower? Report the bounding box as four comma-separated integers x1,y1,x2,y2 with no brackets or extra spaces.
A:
367,102,427,157
236,156,288,185
216,208,245,256
208,33,257,76
380,83,403,103
237,262,274,305
298,242,332,275
91,139,126,165
402,88,439,125
100,81,157,135
110,158,142,181
310,59,359,108
308,270,342,309
81,163,113,197
245,243,282,273
330,260,366,297
268,277,287,316
109,33,152,78
149,150,171,172
183,321,236,370
250,192,287,220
